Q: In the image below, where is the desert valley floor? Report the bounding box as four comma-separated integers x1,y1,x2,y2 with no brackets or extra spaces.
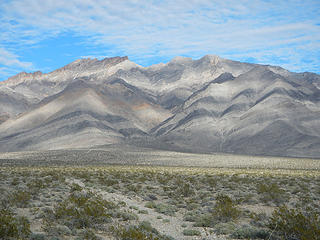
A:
1,146,319,239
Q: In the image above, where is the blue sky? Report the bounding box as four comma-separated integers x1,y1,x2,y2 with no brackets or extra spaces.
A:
0,0,319,81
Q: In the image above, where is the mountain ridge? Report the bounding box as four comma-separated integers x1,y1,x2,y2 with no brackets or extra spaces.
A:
0,55,319,158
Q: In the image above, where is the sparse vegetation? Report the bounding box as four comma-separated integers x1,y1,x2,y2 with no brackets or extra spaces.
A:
0,164,319,239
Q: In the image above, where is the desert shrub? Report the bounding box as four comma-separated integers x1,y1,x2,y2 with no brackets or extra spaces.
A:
117,211,138,221
155,203,177,216
249,212,269,228
11,177,20,186
176,182,194,197
212,194,241,222
182,229,201,236
46,190,117,229
186,203,200,211
70,183,83,192
30,232,46,240
144,202,177,216
231,225,269,239
129,205,139,210
145,201,157,209
77,228,101,240
257,183,286,205
138,209,148,214
27,179,47,194
193,194,240,227
214,222,237,235
10,190,31,208
47,171,65,182
0,209,31,239
202,175,217,187
111,222,172,240
42,223,72,237
268,205,320,240
98,176,119,186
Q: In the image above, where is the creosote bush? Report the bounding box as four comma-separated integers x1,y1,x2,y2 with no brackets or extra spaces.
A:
257,183,286,205
45,190,117,229
193,194,241,228
0,209,31,239
213,194,241,222
11,190,31,208
268,205,320,240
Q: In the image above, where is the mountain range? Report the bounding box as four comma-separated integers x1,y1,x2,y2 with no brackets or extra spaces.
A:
0,55,319,158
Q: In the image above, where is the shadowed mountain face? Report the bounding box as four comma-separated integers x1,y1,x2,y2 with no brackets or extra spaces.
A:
0,55,319,157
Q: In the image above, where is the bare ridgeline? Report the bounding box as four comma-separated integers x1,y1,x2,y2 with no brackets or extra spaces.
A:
0,56,320,239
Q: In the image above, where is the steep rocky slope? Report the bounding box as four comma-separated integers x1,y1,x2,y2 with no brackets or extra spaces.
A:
0,55,319,157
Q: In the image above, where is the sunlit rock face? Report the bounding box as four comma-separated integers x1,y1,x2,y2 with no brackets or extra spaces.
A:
0,55,319,158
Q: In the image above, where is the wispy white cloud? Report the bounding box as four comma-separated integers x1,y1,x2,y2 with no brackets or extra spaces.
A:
0,47,33,69
0,0,319,77
0,47,34,80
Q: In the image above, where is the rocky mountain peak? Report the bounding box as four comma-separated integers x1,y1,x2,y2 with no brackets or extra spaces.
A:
199,54,221,64
1,71,43,85
54,56,129,72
